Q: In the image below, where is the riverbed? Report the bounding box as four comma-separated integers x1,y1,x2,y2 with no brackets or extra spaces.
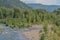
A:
0,24,43,40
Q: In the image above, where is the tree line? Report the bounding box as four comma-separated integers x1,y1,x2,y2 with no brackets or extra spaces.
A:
0,7,60,29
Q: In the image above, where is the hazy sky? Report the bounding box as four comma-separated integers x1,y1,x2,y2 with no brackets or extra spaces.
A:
20,0,60,5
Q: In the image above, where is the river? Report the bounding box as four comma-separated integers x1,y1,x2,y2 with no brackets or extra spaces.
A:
0,24,43,40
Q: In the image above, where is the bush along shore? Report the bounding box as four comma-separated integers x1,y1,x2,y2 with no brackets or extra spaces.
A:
0,7,60,29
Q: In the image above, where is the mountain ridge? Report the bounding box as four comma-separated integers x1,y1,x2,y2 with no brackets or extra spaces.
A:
27,3,60,11
0,0,29,9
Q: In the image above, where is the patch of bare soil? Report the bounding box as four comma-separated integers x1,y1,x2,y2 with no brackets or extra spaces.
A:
22,25,52,40
22,25,43,40
23,30,40,40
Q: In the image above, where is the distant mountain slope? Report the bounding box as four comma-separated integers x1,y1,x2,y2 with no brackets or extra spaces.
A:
27,4,60,11
0,0,29,8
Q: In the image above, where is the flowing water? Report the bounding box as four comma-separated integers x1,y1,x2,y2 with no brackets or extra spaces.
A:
0,24,43,40
0,24,28,40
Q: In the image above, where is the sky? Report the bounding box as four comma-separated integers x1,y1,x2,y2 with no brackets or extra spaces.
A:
20,0,60,5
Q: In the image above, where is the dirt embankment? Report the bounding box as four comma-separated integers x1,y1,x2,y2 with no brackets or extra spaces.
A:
22,25,52,40
22,25,43,40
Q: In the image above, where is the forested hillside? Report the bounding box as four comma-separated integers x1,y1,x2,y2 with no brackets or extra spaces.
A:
0,0,60,40
0,0,29,8
0,7,60,40
27,4,60,11
0,7,60,29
